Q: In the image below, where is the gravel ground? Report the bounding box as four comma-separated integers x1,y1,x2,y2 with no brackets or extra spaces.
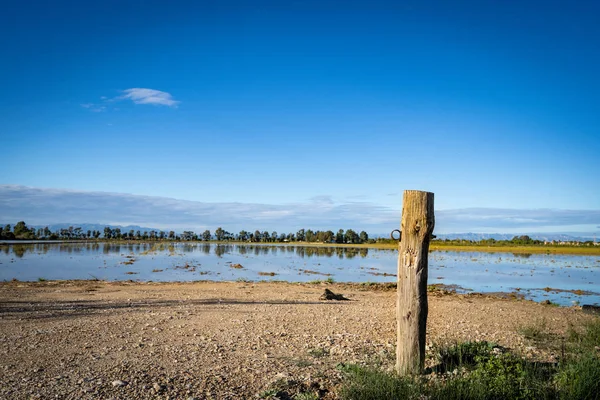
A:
0,280,594,399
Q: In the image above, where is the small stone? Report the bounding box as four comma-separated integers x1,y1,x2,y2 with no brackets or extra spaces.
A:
112,380,127,387
153,383,163,392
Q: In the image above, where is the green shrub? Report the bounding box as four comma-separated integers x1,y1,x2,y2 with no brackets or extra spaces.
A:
337,363,419,400
555,354,600,399
435,341,497,372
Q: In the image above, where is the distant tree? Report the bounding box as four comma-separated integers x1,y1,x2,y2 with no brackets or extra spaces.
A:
13,221,28,238
87,230,92,239
272,231,278,242
344,229,359,244
215,227,225,241
202,230,211,241
359,231,369,243
159,231,166,240
103,226,113,239
168,231,175,240
114,228,122,239
336,229,345,244
254,230,261,242
296,228,305,242
239,230,248,242
305,229,315,242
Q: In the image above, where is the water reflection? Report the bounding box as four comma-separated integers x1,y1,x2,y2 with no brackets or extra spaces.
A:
0,242,371,259
2,243,599,307
513,253,533,258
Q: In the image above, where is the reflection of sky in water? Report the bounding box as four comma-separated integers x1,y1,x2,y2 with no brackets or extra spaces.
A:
1,243,599,306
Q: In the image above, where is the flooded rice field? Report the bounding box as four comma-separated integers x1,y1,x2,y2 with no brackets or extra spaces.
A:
1,242,599,306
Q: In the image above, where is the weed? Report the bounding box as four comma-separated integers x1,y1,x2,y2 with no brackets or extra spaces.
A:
555,353,600,399
308,347,330,358
38,277,46,282
294,392,319,400
434,341,497,372
518,318,549,341
567,318,600,352
258,388,279,399
337,363,419,400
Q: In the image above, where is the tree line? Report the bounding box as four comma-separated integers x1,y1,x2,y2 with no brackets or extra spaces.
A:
0,221,372,244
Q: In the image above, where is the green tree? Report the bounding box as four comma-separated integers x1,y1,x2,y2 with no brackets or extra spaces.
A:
336,229,345,243
296,228,305,242
359,231,369,243
103,226,113,239
345,229,359,244
215,227,225,241
13,221,28,237
202,230,211,241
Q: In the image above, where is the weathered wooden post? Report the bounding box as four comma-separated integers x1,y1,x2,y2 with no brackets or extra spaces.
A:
396,190,435,375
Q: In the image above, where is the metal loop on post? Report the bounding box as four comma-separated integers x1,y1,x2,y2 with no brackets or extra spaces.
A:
390,229,402,242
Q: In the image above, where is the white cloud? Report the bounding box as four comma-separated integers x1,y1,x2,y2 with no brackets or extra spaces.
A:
118,88,179,107
1,185,599,235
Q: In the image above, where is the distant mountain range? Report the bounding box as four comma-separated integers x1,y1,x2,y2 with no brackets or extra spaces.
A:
374,232,596,242
434,232,595,242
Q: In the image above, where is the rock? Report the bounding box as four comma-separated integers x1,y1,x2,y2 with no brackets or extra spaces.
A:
153,383,164,392
320,289,349,301
112,380,127,387
582,305,600,315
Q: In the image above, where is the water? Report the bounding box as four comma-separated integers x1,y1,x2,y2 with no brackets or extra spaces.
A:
1,242,599,306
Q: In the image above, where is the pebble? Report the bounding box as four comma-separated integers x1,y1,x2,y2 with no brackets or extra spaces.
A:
111,380,127,387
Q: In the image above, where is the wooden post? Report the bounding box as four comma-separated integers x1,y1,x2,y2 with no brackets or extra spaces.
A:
396,190,435,375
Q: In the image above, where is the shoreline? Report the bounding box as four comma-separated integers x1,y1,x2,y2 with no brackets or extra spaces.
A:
2,239,600,256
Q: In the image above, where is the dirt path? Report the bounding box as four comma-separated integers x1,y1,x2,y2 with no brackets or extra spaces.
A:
0,281,594,399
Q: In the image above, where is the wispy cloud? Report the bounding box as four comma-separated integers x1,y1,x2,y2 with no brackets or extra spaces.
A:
80,103,106,112
436,208,600,233
118,88,179,107
1,185,599,235
81,88,179,112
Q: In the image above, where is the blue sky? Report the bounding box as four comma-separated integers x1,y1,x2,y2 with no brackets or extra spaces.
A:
1,0,599,234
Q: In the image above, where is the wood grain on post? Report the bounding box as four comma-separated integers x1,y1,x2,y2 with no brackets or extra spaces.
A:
396,190,435,375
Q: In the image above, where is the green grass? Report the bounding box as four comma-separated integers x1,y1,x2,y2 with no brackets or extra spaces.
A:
339,318,600,399
518,318,551,341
